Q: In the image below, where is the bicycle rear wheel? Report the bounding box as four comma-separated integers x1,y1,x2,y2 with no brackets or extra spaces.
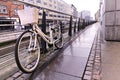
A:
15,30,40,73
55,34,63,49
55,27,63,49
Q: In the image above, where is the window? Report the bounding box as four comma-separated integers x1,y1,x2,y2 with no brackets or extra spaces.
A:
62,16,64,18
44,2,47,5
3,9,6,12
58,15,60,18
49,0,52,2
54,15,56,17
49,14,53,17
14,8,18,15
39,13,42,15
54,6,56,9
28,0,33,1
46,14,48,16
36,0,41,3
0,4,8,14
49,4,52,7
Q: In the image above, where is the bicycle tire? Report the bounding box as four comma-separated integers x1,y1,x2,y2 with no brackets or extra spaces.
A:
55,27,63,49
15,30,40,73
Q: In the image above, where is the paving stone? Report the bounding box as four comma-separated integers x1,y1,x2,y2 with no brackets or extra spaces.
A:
93,69,100,74
93,74,100,80
88,61,94,64
95,57,100,59
90,54,95,58
88,58,94,61
87,63,93,67
83,29,101,80
86,67,92,71
96,47,100,50
6,77,14,80
96,49,101,52
20,73,31,79
85,71,92,75
84,75,91,80
12,71,22,78
15,77,24,80
95,63,100,66
89,56,94,59
95,59,100,62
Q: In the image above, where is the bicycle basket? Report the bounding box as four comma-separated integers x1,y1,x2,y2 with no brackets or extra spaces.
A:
18,7,39,25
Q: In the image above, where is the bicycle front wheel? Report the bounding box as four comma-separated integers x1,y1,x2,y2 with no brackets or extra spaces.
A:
15,30,40,73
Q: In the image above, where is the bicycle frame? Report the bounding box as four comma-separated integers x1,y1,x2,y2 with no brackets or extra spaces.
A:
32,24,61,45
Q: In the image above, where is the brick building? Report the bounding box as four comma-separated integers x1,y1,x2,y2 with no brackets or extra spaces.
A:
0,0,24,30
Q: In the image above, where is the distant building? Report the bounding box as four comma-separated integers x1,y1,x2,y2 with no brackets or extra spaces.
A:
90,17,93,21
99,0,103,24
95,10,100,21
70,4,78,20
22,0,72,21
79,10,91,21
18,0,80,21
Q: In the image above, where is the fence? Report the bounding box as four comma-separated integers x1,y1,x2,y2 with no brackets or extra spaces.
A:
0,1,96,52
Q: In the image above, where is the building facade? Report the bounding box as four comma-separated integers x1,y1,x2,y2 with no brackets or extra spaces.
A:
95,10,100,21
71,4,78,20
0,0,24,30
18,0,77,21
100,0,120,41
0,1,23,18
0,0,79,30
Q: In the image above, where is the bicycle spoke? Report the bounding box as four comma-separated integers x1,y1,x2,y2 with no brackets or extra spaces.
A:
15,30,40,73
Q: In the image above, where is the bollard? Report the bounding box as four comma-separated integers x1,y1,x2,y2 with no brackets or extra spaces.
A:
41,10,47,53
60,21,63,33
82,19,85,29
74,22,76,33
68,16,72,36
78,18,80,31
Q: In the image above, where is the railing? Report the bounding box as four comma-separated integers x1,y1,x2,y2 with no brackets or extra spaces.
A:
0,31,23,43
0,0,97,50
0,1,97,79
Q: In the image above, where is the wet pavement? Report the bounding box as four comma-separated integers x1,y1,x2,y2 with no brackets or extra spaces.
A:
83,24,101,80
101,40,120,80
5,23,99,80
29,23,99,80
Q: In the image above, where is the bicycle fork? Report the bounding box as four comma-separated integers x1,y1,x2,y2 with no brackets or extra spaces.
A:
28,31,37,52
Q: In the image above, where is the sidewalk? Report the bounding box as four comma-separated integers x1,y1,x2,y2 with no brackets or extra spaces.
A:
5,23,99,80
5,23,120,80
84,23,120,80
101,37,120,80
24,23,98,80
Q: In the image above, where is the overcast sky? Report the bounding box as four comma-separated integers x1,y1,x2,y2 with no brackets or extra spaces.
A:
63,0,100,17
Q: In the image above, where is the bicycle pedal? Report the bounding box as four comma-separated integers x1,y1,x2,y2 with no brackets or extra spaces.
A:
48,44,53,47
54,37,57,39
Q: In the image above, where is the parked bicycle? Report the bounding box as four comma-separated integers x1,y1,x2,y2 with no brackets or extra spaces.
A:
15,7,63,73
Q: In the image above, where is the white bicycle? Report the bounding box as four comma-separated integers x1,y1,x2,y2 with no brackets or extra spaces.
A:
15,7,63,73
